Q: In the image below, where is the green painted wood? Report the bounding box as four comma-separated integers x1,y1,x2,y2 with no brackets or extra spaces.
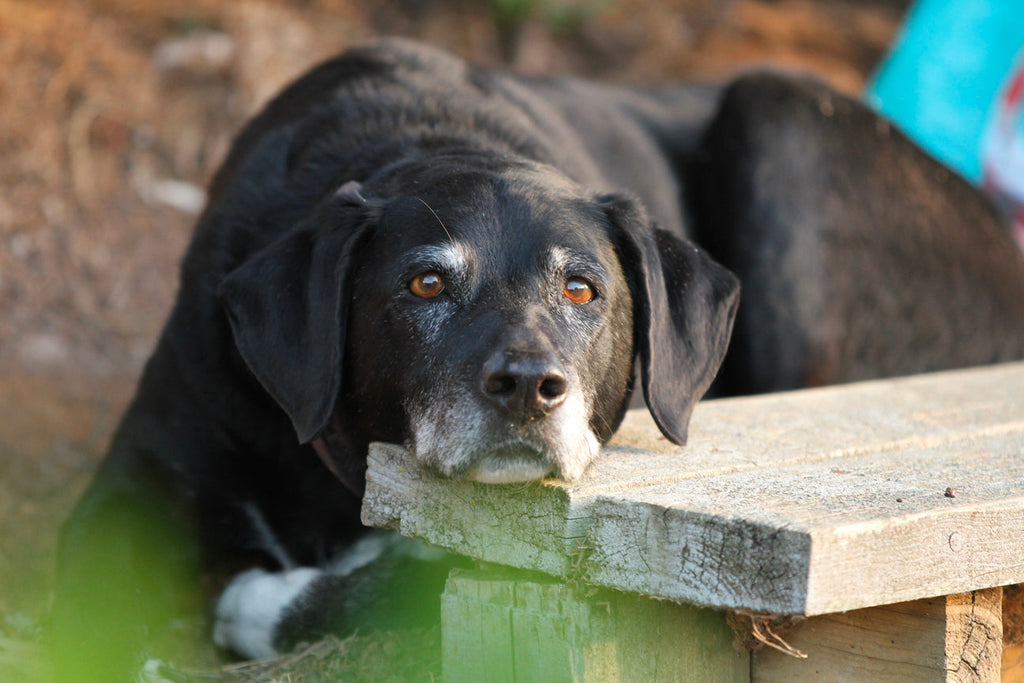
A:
441,569,749,683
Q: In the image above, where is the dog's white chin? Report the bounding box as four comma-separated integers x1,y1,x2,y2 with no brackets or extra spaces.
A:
466,458,552,484
407,386,600,484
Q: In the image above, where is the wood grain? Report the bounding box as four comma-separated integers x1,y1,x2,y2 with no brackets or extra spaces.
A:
363,362,1024,615
753,589,1002,683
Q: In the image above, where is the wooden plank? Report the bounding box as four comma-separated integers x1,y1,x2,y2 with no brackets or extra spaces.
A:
585,433,1024,614
441,569,749,683
441,575,515,682
364,452,585,577
753,588,1002,683
362,362,1024,615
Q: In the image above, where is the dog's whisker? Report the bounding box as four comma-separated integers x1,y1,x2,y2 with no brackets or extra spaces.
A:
415,196,455,246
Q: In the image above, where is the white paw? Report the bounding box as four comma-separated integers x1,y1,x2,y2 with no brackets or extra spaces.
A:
212,566,321,659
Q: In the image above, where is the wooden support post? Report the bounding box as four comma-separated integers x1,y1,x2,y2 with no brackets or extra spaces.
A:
753,588,1003,683
441,569,749,683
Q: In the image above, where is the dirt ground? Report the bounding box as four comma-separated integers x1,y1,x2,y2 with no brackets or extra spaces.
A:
0,0,909,678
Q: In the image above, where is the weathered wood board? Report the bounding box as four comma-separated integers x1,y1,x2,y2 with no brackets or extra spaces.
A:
752,589,1002,683
362,362,1024,616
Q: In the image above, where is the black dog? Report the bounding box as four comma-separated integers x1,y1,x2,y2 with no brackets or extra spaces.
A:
53,39,1024,680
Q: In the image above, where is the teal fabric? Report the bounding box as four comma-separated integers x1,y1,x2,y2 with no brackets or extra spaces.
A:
867,0,1024,182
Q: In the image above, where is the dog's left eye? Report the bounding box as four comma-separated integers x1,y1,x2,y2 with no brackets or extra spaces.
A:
563,277,595,304
409,271,445,298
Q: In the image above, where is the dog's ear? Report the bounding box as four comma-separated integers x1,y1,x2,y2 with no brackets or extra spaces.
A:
602,194,740,445
218,185,376,443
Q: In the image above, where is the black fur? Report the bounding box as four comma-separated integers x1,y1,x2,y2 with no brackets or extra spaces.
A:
691,73,1024,393
52,40,1024,681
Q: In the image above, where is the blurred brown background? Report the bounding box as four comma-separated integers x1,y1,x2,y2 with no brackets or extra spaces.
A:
0,0,909,662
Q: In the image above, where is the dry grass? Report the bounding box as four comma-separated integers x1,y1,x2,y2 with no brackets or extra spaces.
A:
0,628,443,683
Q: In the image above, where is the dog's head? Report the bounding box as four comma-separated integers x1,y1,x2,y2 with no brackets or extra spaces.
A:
219,158,738,484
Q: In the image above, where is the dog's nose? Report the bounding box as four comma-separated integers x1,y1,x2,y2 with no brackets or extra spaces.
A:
481,349,568,421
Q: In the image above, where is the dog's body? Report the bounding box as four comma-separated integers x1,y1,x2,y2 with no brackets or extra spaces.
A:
54,39,1024,680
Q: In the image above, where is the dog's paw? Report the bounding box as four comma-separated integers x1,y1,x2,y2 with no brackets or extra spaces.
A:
213,566,321,659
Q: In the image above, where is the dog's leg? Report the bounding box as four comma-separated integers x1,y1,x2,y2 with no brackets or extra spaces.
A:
213,531,459,658
212,566,323,659
689,72,1024,393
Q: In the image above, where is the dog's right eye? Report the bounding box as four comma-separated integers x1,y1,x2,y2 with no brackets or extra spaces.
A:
409,271,444,298
563,277,595,305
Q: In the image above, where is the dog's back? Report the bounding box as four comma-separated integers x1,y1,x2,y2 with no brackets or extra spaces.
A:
689,72,1024,394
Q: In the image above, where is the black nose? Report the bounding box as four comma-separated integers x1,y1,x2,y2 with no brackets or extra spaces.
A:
481,349,568,421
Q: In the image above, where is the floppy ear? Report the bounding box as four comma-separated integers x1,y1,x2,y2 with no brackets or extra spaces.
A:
217,186,375,443
603,194,740,445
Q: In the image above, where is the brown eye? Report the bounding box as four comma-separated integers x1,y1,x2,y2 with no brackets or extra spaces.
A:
563,277,594,304
409,271,444,298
